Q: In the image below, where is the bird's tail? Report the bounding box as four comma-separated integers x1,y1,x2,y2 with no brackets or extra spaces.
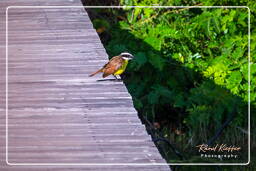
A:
89,68,103,77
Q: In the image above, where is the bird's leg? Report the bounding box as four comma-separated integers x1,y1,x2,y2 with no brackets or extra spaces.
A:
113,75,118,80
113,75,122,81
118,75,123,81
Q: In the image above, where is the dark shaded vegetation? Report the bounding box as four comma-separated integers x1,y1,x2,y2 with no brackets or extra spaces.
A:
82,0,255,170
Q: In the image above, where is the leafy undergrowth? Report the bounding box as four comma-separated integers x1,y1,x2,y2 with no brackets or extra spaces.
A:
84,0,255,167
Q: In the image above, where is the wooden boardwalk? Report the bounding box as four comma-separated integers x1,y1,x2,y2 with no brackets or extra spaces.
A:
0,0,170,170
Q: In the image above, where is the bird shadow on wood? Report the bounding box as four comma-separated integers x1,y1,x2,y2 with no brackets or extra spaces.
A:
96,78,123,82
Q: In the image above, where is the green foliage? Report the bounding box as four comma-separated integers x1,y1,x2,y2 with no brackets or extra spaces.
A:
89,0,255,163
92,18,110,30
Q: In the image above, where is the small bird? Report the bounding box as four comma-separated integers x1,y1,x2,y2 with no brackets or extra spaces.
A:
89,52,134,78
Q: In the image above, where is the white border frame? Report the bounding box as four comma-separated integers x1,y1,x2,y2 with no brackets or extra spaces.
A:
5,5,250,166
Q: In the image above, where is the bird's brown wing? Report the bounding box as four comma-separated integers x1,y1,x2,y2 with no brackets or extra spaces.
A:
102,56,124,78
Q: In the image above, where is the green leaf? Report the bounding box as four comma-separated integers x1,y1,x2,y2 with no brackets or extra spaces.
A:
111,44,127,55
148,51,165,70
134,98,143,109
119,21,131,30
92,19,110,30
147,91,159,105
144,36,162,51
143,8,154,18
226,71,242,90
134,52,147,66
174,93,186,108
153,85,173,98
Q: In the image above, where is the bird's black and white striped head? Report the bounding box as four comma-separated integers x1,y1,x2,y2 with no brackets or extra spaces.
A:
120,52,134,60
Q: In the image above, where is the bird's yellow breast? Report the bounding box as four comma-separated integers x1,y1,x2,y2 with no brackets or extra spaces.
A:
113,59,128,75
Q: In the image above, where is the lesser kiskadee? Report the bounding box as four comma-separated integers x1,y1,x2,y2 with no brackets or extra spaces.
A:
89,52,134,78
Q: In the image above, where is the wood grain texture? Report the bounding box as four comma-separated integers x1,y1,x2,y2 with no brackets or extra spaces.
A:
0,0,170,170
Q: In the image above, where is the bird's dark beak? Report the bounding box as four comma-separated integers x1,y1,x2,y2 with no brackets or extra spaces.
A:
129,56,134,60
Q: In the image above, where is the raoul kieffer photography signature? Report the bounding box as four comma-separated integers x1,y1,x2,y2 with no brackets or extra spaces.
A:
195,144,241,159
196,144,241,153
